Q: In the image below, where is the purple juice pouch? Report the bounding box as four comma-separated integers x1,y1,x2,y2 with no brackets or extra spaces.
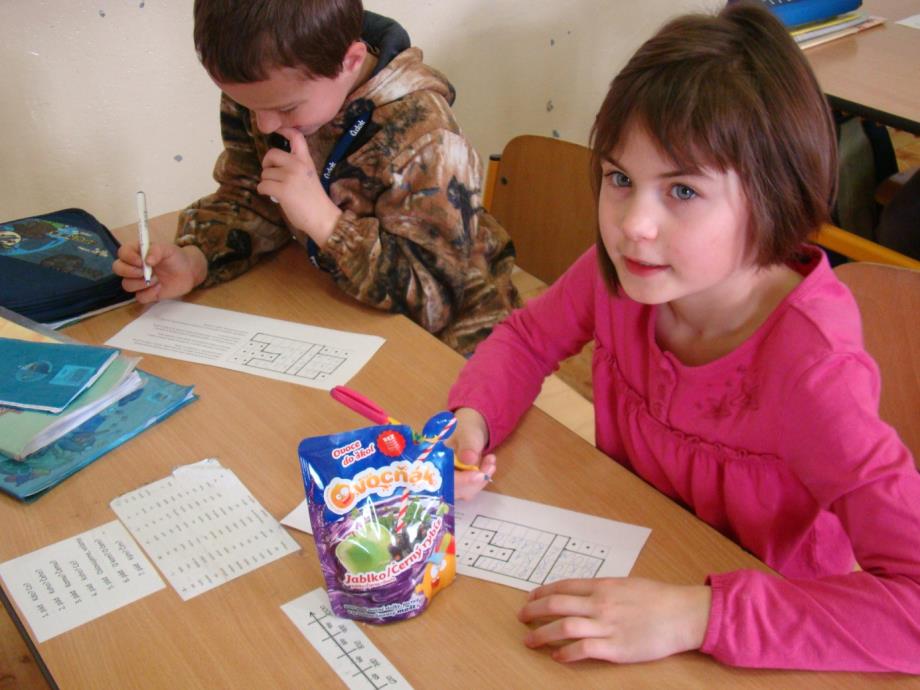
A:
298,411,456,624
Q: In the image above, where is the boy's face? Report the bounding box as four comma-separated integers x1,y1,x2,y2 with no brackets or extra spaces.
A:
215,43,367,137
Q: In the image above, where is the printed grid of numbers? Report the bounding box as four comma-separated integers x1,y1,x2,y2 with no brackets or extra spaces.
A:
111,473,298,599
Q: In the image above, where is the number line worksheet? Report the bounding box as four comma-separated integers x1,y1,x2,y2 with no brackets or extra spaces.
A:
282,588,412,690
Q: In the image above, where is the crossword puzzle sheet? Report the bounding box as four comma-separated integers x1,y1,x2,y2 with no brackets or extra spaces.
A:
106,300,384,390
454,492,651,591
110,458,300,600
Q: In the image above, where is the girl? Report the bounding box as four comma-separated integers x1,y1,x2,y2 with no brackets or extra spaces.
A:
448,3,920,674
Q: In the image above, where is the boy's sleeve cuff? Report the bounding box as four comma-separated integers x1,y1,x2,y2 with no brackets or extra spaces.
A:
319,210,365,266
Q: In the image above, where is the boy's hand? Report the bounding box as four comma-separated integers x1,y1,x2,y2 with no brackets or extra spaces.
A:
258,126,342,246
113,241,207,304
451,407,496,501
518,578,711,664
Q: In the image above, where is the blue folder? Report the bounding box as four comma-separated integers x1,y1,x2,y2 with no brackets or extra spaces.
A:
0,372,197,501
0,337,119,413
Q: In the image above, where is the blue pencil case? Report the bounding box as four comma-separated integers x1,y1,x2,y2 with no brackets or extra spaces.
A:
0,208,131,324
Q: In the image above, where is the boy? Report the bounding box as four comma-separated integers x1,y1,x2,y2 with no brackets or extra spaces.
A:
114,0,518,355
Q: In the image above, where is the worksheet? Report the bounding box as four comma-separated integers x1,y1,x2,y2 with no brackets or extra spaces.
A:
454,492,650,590
0,521,165,642
282,588,413,690
111,458,300,600
106,300,384,390
281,491,651,591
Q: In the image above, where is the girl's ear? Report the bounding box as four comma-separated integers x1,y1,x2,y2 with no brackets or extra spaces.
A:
341,40,368,76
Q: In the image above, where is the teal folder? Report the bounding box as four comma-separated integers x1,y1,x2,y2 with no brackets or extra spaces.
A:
0,372,197,501
0,337,118,413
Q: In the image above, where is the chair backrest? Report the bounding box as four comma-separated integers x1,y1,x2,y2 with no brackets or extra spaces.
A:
834,262,920,466
487,135,597,285
814,223,920,269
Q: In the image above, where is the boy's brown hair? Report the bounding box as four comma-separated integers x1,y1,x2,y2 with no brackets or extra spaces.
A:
193,0,364,83
590,2,837,289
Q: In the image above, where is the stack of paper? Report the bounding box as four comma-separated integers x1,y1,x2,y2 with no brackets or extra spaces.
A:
791,12,884,49
0,308,198,501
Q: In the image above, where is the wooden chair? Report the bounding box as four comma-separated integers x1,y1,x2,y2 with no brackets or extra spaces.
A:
834,263,920,466
815,224,920,269
875,165,918,207
485,135,597,285
483,135,598,433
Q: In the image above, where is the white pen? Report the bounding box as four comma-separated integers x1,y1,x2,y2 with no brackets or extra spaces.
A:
136,190,152,286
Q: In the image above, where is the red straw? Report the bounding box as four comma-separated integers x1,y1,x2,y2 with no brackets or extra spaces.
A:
394,416,457,535
395,487,411,534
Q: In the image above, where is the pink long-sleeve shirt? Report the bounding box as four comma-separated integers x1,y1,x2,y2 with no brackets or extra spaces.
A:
448,245,920,673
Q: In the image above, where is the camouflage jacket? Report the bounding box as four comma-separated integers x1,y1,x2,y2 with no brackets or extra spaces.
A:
176,24,519,355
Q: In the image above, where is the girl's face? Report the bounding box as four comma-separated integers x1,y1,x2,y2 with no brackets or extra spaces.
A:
598,126,753,309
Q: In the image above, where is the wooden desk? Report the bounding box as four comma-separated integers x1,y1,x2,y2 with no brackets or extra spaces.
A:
0,214,908,688
804,0,920,134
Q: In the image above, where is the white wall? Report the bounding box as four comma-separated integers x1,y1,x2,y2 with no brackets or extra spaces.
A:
0,0,715,231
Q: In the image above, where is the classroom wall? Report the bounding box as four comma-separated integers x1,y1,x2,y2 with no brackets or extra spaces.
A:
0,0,715,231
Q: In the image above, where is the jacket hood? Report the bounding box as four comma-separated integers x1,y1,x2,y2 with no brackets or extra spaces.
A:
363,11,410,76
356,13,455,109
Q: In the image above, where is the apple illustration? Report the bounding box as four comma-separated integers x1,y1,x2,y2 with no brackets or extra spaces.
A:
335,523,394,573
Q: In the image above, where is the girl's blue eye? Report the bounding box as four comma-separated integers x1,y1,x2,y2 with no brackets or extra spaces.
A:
671,184,697,201
607,171,630,187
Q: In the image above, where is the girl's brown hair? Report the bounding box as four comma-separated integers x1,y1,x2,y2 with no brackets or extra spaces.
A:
193,0,363,82
591,2,837,288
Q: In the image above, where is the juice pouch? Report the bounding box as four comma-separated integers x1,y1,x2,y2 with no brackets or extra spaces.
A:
298,411,456,624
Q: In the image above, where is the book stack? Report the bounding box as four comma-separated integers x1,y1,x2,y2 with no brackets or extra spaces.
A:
791,11,884,50
0,308,197,501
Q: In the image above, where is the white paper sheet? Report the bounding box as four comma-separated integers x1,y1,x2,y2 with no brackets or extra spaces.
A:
110,458,300,600
454,492,650,590
896,13,920,29
282,588,413,690
281,491,651,591
281,498,312,533
105,300,384,390
0,521,165,642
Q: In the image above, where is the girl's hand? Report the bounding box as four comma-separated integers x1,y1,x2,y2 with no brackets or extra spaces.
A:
451,407,496,501
518,578,711,664
257,127,342,245
113,242,207,304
